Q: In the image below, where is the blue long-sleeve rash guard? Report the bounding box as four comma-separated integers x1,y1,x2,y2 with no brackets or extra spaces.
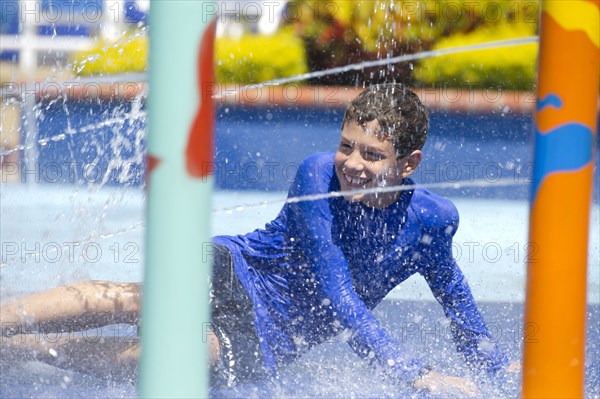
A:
213,152,508,382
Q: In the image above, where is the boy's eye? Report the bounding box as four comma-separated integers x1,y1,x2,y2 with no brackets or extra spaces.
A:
339,143,352,152
364,151,384,161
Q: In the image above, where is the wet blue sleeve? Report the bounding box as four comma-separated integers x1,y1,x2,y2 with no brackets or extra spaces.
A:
418,226,509,373
288,154,423,383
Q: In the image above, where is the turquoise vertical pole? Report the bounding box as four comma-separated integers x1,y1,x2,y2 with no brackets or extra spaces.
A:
140,1,216,397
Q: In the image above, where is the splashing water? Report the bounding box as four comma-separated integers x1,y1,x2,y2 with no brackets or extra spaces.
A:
1,18,598,399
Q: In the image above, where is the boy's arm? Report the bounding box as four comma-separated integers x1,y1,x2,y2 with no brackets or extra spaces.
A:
419,232,509,373
311,250,423,377
303,236,425,383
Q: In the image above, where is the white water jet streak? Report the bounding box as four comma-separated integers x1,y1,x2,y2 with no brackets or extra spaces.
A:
0,37,538,100
0,178,527,266
212,36,539,98
212,177,528,214
0,113,147,157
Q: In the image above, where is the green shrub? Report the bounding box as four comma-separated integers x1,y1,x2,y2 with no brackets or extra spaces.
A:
72,28,308,84
413,22,537,90
71,31,147,76
216,28,307,83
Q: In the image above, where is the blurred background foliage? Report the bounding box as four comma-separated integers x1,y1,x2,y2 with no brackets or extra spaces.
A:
215,28,307,83
72,0,540,89
72,28,307,84
414,21,537,90
71,31,147,76
287,0,538,87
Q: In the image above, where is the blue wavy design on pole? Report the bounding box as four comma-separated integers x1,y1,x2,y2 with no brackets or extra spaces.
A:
537,93,563,111
531,123,594,200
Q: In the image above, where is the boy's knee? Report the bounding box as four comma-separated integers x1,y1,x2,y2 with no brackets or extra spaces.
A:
69,280,107,291
208,330,222,367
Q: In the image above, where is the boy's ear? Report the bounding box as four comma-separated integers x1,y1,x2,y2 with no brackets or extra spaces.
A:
400,150,422,177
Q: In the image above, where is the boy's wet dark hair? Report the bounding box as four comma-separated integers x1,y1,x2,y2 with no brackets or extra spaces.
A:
342,83,429,159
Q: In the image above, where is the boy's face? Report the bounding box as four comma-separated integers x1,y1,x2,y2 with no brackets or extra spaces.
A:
334,120,421,208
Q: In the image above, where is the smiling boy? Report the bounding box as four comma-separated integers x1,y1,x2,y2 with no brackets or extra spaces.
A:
209,83,509,394
1,84,509,396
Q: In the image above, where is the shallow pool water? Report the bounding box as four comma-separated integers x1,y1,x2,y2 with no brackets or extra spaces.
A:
1,184,598,398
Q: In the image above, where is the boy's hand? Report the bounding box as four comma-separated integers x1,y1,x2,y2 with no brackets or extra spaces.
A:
117,342,141,364
413,370,480,397
507,360,521,373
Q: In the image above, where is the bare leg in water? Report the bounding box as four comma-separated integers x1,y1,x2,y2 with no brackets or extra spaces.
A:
1,281,221,376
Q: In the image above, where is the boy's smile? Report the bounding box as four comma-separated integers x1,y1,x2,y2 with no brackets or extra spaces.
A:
334,120,421,208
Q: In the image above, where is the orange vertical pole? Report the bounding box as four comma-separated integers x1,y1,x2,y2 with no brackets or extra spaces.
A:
522,1,599,398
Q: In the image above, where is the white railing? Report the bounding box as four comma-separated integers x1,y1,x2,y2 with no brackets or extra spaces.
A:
0,0,144,73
